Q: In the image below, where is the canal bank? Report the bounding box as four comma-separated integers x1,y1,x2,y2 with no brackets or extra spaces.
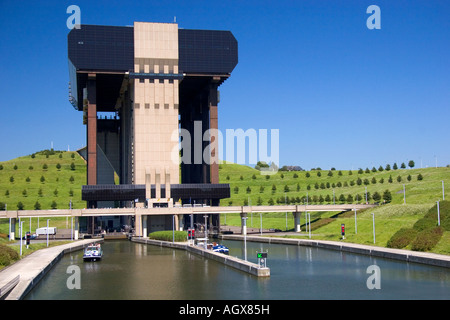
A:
131,237,270,277
0,239,103,300
220,234,450,268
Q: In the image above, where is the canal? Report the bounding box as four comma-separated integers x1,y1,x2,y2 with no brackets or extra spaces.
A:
24,239,450,300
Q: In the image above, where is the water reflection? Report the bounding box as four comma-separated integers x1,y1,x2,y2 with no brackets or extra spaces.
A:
24,240,450,300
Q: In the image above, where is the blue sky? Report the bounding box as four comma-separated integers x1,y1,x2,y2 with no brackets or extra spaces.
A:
0,0,449,170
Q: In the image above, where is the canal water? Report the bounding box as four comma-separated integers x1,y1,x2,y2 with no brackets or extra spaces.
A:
24,239,450,300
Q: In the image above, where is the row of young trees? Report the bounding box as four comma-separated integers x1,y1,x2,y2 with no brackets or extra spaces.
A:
232,173,423,195
0,200,60,211
5,175,76,184
4,187,75,198
228,189,392,206
0,162,77,171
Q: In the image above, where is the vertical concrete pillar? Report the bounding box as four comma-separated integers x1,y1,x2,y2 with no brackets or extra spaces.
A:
86,73,97,187
142,215,147,237
240,212,248,235
134,213,141,237
293,212,301,232
10,218,16,241
209,84,219,184
74,217,79,240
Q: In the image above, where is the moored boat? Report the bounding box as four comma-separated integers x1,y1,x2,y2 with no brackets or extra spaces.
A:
83,243,103,261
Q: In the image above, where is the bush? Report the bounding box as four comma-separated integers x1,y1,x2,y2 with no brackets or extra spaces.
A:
413,218,436,231
148,231,188,242
0,244,19,266
387,228,418,249
411,227,443,251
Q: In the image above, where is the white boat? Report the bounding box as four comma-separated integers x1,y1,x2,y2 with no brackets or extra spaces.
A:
83,243,103,261
196,238,229,255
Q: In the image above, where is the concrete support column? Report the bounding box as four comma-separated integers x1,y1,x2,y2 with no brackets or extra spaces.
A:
142,215,148,237
293,212,301,232
240,212,248,236
74,217,79,240
10,218,16,241
86,73,97,187
135,213,142,237
209,84,219,184
178,214,184,231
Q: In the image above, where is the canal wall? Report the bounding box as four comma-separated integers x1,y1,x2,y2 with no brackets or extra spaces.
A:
131,237,270,277
220,235,450,268
0,239,103,300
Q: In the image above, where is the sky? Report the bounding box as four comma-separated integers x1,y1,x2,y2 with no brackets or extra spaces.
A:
0,0,449,170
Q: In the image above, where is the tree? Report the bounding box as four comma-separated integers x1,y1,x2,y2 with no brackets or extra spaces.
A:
43,163,48,170
363,178,370,185
417,173,423,181
265,175,270,180
378,165,384,172
293,173,298,178
325,194,331,203
317,171,321,177
259,185,265,193
408,160,415,168
34,201,41,210
372,191,381,202
69,189,74,197
388,175,393,183
365,168,370,174
56,163,61,170
401,162,406,169
38,188,43,197
257,196,263,206
240,175,243,180
385,164,391,171
26,176,31,183
51,201,58,209
328,170,333,177
346,194,353,203
13,164,18,170
268,198,274,206
296,183,300,192
71,153,75,159
407,174,412,181
69,176,75,183
284,185,290,192
17,202,24,210
22,189,27,197
383,189,392,203
305,172,310,178
9,176,14,183
356,177,362,186
371,177,377,184
348,170,353,175
371,167,377,172
54,188,59,196
358,168,364,174
393,163,398,170
40,175,45,183
397,175,402,183
339,194,346,203
70,162,76,170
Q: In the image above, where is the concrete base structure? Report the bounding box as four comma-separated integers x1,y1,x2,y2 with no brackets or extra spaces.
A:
132,237,270,277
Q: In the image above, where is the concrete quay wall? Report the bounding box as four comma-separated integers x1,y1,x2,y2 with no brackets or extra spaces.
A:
131,237,270,277
221,235,450,269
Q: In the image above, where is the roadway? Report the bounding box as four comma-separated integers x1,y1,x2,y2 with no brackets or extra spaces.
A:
0,204,378,219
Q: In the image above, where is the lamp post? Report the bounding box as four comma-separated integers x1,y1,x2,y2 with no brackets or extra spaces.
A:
354,208,358,234
242,216,248,261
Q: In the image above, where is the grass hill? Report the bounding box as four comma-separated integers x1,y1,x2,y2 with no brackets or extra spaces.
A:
218,162,450,255
0,151,448,254
0,149,86,211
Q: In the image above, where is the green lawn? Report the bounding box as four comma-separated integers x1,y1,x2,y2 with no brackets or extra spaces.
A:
218,162,450,255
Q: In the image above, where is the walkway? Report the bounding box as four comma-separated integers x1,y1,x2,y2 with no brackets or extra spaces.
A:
0,239,102,300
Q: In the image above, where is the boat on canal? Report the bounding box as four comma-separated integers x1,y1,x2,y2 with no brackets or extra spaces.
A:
83,243,103,261
196,238,229,254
